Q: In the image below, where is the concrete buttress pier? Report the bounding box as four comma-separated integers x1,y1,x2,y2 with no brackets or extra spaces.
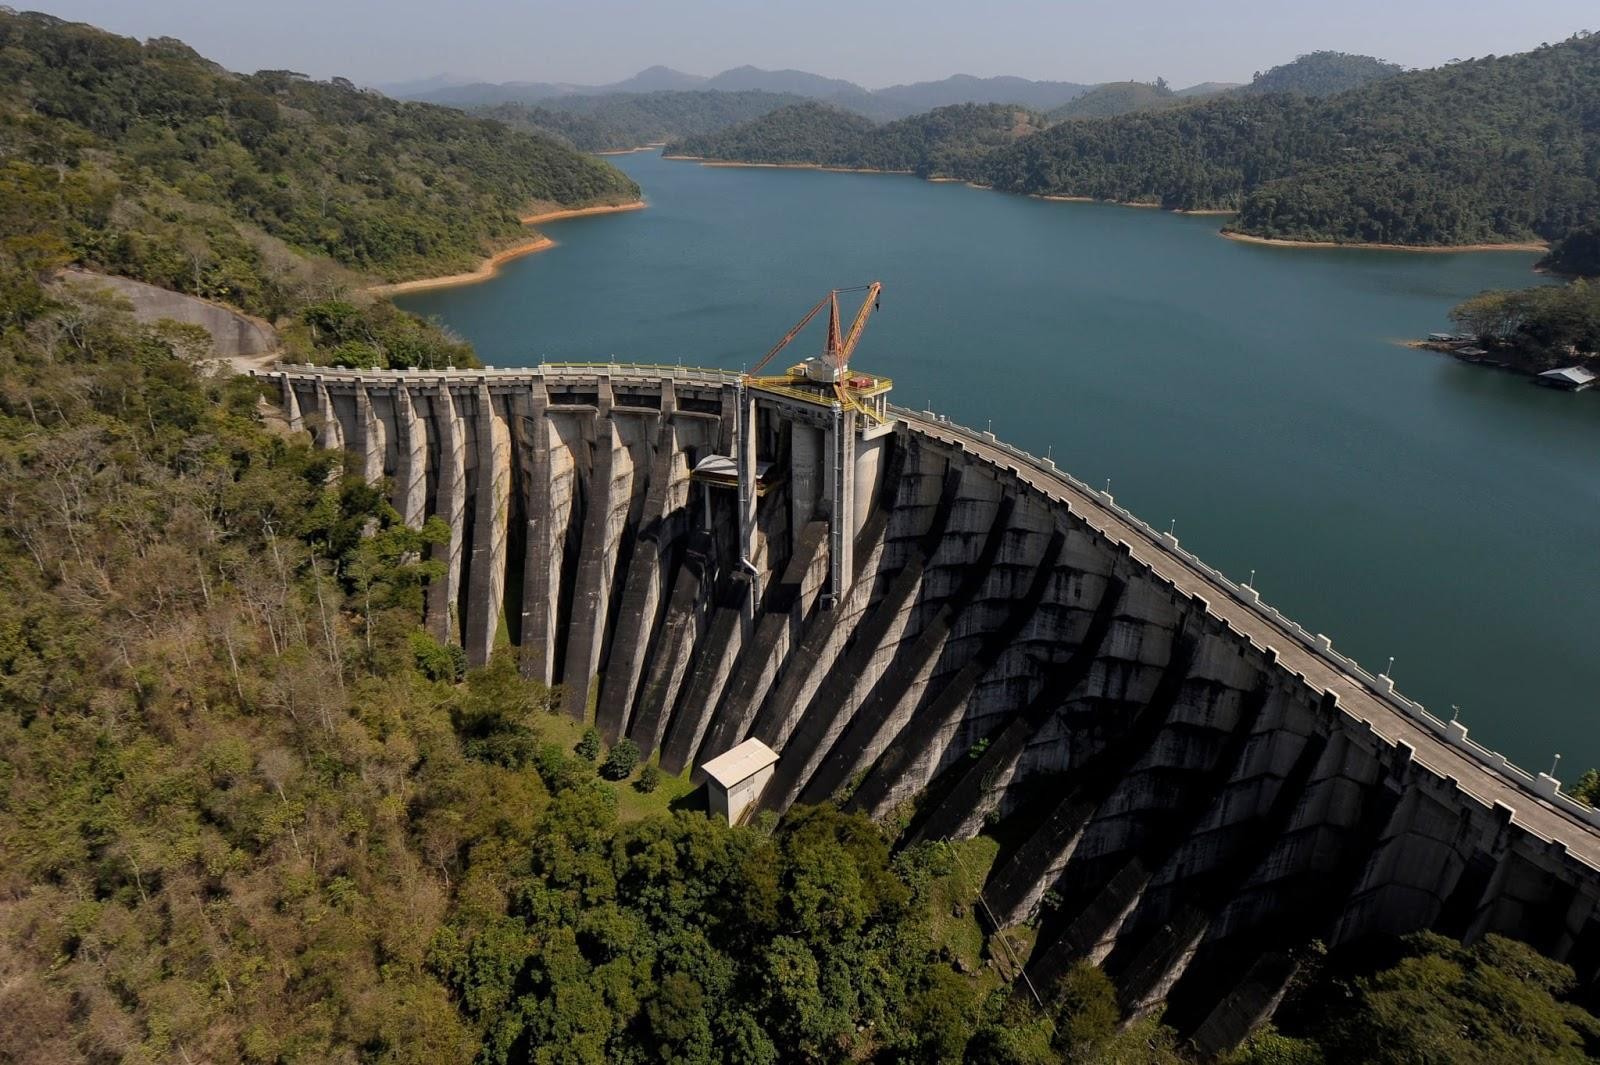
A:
265,362,1600,1049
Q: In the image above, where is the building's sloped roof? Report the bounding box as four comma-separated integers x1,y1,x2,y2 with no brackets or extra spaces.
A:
702,738,778,786
1539,366,1597,385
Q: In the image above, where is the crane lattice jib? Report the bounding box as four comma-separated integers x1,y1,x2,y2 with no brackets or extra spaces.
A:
827,281,882,370
744,282,882,380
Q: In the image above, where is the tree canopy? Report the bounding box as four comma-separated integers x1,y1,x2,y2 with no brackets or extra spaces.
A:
0,9,639,293
1542,223,1600,277
1239,51,1406,97
1047,80,1186,122
672,33,1600,249
669,102,1044,178
1235,933,1600,1065
480,90,810,152
1450,280,1600,369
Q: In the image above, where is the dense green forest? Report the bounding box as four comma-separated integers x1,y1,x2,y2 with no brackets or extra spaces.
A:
675,35,1600,248
8,11,1600,1063
982,33,1600,243
1046,80,1188,121
478,90,807,152
408,67,1094,122
863,74,1092,119
1543,223,1600,277
1238,50,1405,96
0,9,638,294
669,102,1043,177
1449,280,1600,368
6,267,1600,1064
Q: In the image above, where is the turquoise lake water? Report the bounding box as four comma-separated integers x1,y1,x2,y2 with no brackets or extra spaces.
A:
398,149,1600,773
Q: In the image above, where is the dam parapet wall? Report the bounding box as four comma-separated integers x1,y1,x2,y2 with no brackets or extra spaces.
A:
258,361,1600,1043
900,403,1600,843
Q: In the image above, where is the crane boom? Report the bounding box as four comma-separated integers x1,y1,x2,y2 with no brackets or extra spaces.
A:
742,282,890,423
746,292,831,378
827,281,882,369
746,283,883,380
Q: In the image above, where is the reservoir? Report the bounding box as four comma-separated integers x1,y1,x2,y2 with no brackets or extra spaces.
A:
397,149,1599,774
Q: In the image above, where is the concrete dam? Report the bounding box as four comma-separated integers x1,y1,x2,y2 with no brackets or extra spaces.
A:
262,360,1600,1052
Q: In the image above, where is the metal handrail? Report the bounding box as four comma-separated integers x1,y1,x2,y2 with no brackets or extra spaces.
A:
889,403,1600,846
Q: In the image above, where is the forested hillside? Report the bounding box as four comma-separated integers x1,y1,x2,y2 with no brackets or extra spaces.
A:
668,102,1043,176
5,272,1599,1065
415,68,1092,121
1239,51,1405,96
1047,80,1187,121
0,10,638,291
1449,280,1600,369
1175,81,1242,97
8,10,1600,1063
478,90,806,152
983,33,1600,244
668,102,877,164
673,35,1600,249
1544,223,1600,277
869,74,1092,117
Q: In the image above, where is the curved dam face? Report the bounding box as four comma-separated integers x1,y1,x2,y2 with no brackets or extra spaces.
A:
265,363,1600,1051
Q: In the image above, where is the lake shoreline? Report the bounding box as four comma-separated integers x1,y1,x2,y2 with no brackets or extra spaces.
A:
1403,338,1597,385
662,155,1555,253
595,143,666,156
1222,230,1549,254
369,200,646,295
668,156,915,175
368,236,556,296
400,147,1600,767
519,200,647,225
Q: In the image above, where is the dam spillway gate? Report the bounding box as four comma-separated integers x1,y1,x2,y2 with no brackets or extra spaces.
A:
262,362,1600,1051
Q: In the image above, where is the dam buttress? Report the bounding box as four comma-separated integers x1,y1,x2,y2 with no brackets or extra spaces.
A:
263,361,1600,1052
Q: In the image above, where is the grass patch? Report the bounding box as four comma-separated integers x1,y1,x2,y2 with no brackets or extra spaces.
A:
612,762,701,823
539,709,589,751
918,834,1040,987
926,835,1002,979
537,710,703,822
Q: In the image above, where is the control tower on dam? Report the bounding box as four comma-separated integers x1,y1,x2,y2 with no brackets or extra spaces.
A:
260,357,1600,1052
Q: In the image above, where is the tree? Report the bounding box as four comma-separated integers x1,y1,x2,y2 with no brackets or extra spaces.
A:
1450,281,1600,369
1543,223,1600,277
575,726,601,762
1054,962,1121,1059
1310,933,1600,1064
600,738,640,780
636,763,661,793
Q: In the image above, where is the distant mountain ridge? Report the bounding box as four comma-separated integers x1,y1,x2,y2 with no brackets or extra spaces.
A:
400,66,1098,118
660,37,1600,251
1175,80,1243,97
398,51,1413,127
867,74,1093,116
1049,80,1181,121
704,65,864,97
397,55,1410,121
481,90,810,152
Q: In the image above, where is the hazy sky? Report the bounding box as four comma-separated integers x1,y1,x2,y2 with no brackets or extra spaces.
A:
28,0,1596,89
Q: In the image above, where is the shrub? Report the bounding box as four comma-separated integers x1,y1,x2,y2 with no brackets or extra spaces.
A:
601,738,640,781
575,726,601,762
636,763,661,793
410,631,466,682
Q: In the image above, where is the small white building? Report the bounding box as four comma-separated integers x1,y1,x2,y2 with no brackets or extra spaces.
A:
1537,366,1597,392
702,738,779,825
